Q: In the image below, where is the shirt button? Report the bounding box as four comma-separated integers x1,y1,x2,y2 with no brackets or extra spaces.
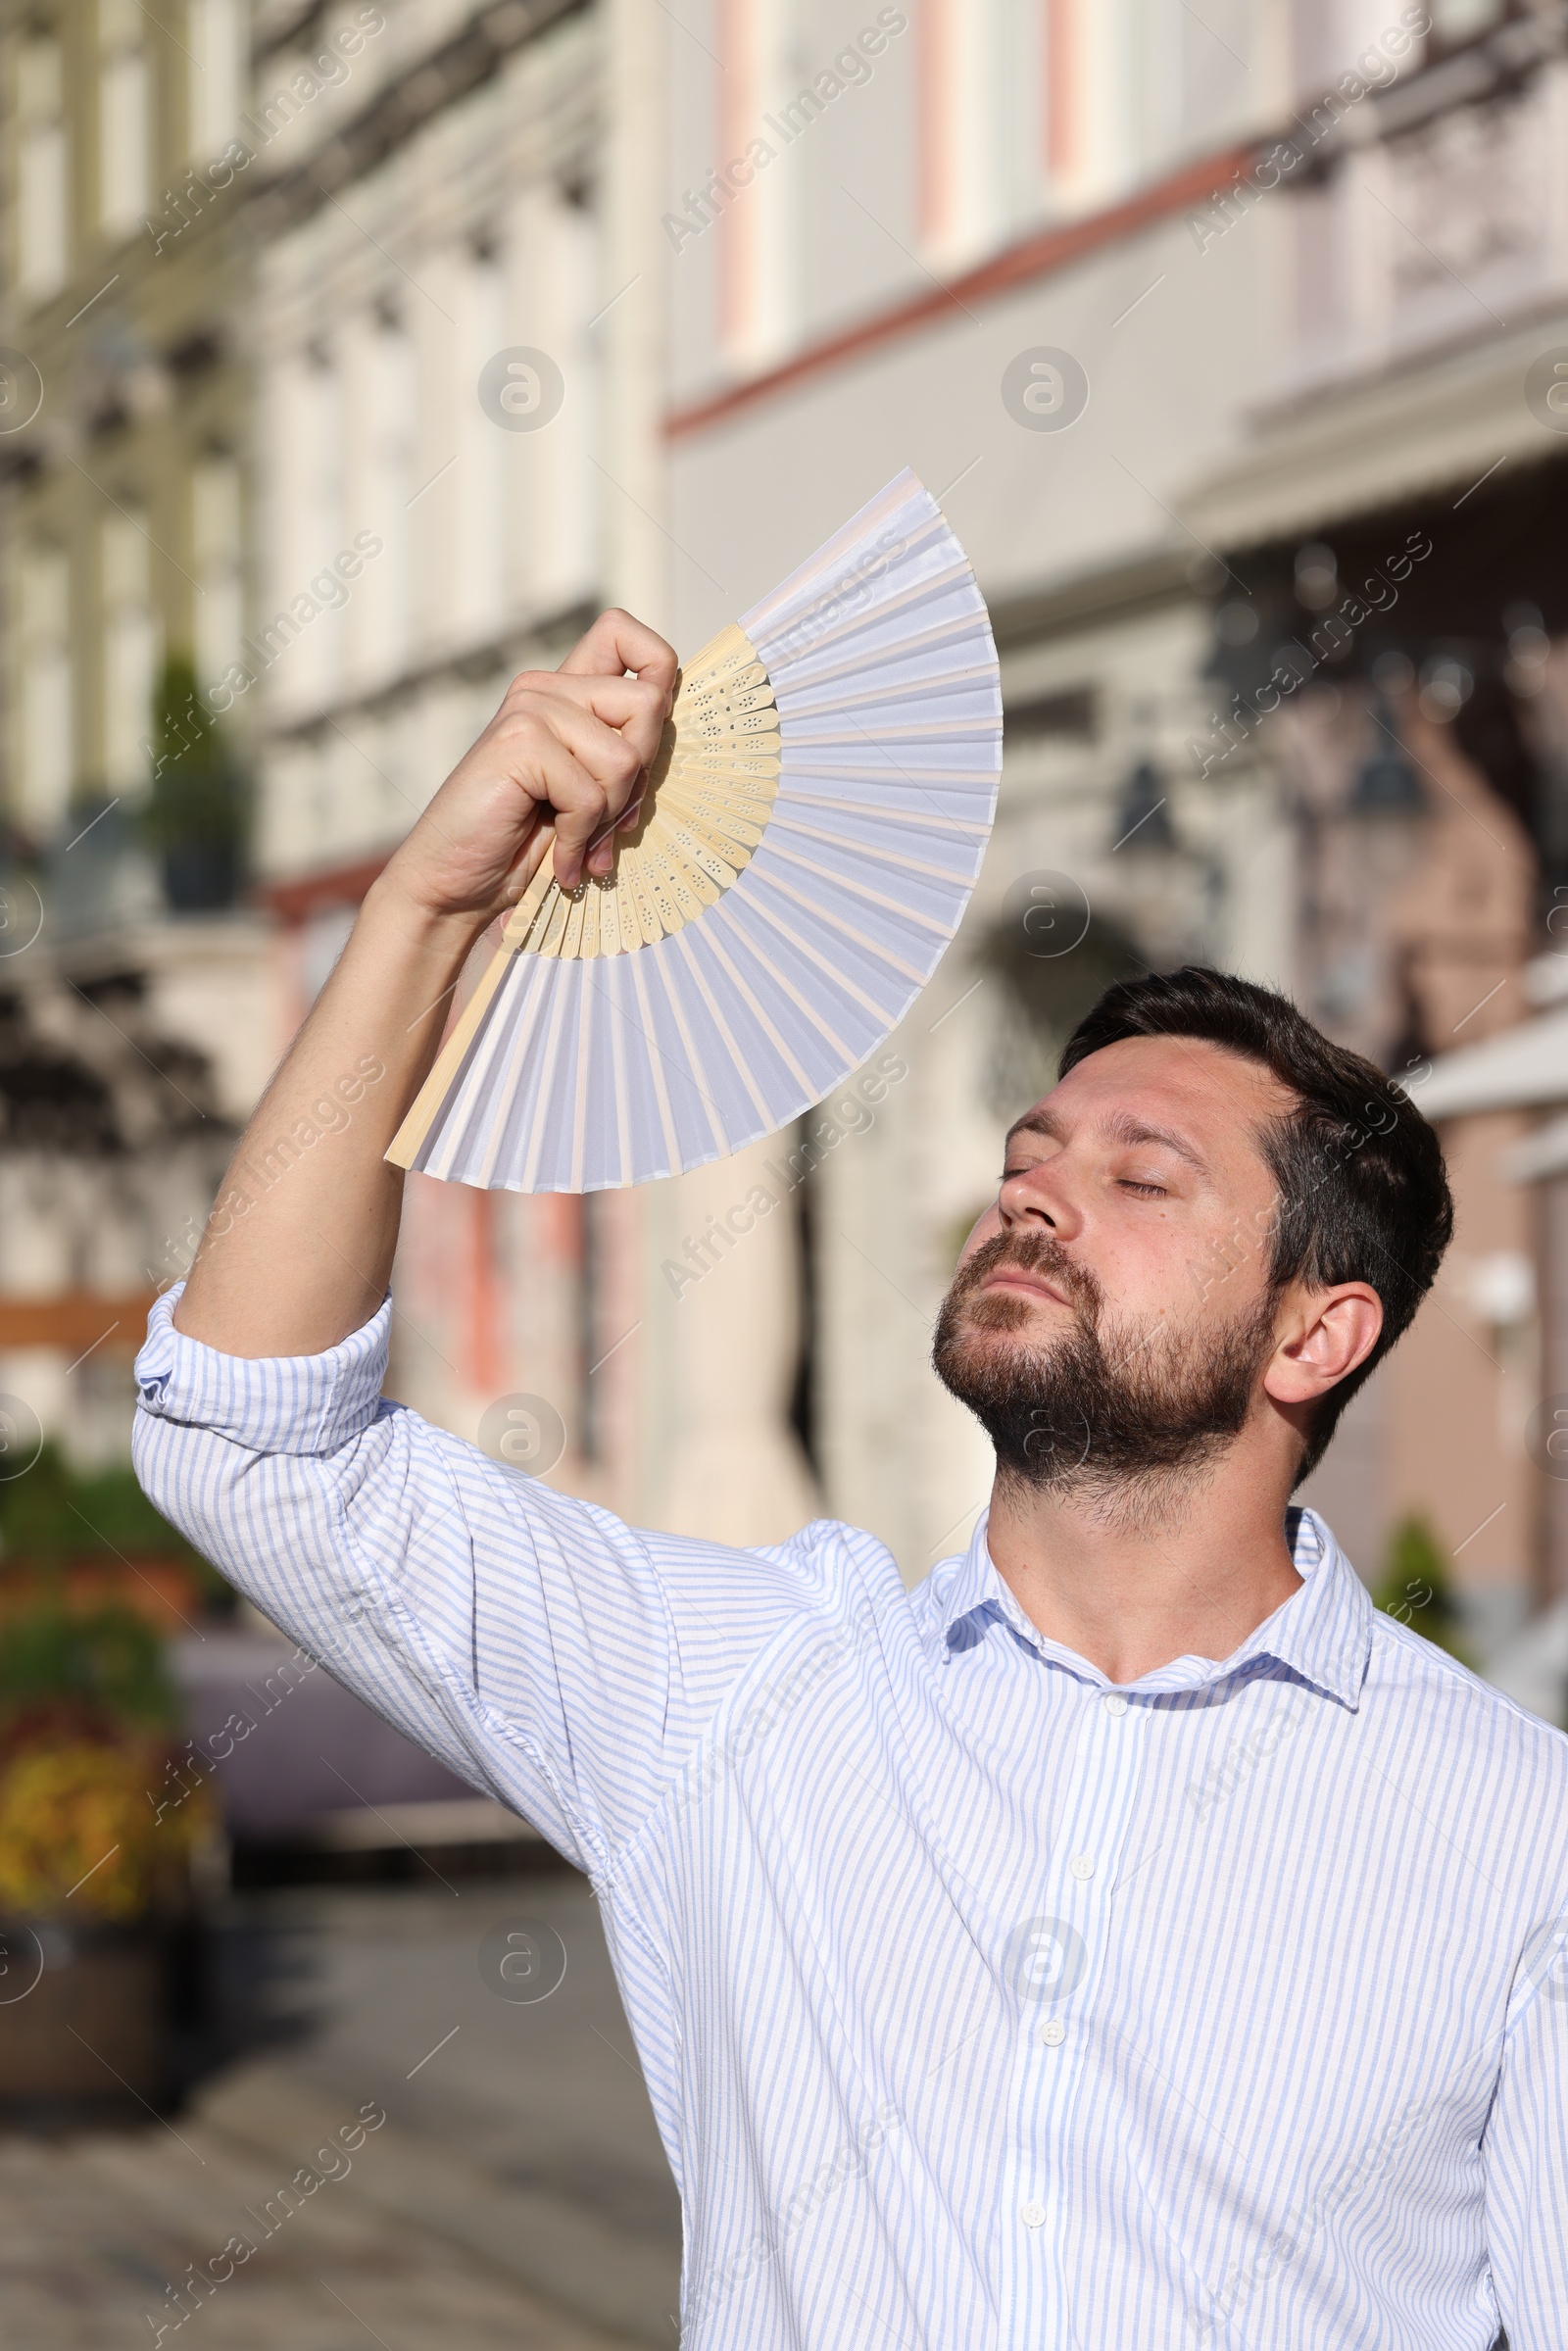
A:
1020,2199,1048,2229
1038,2019,1066,2048
1102,1692,1128,1716
1069,1854,1095,1881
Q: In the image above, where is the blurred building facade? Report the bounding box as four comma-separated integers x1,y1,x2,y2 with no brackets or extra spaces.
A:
0,0,266,1453
661,0,1568,1711
4,0,1568,1719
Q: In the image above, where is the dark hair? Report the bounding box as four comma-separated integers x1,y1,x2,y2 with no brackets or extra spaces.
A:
1058,966,1453,1482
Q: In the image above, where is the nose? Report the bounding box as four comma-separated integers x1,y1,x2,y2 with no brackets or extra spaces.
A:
999,1152,1084,1242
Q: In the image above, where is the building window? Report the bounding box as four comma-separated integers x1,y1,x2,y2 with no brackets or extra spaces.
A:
192,454,243,695
353,308,413,688
100,513,158,791
1042,0,1080,187
919,0,1007,263
99,0,151,239
187,0,243,157
454,245,506,646
715,0,794,367
16,546,73,834
16,36,68,299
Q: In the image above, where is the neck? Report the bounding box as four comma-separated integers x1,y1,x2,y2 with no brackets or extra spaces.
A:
983,1430,1303,1683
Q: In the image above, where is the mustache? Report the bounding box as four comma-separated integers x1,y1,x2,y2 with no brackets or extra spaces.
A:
949,1230,1102,1321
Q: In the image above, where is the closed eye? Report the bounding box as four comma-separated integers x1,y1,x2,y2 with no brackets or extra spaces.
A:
1119,1179,1168,1197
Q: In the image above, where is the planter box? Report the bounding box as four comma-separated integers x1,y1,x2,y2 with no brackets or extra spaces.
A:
0,1918,169,2108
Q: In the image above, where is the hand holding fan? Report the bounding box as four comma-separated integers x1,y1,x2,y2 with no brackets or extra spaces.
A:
387,469,1002,1192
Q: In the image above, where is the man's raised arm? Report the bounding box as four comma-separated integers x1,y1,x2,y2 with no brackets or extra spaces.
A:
174,612,676,1359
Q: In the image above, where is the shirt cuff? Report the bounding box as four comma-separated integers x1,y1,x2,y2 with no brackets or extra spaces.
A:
134,1282,393,1457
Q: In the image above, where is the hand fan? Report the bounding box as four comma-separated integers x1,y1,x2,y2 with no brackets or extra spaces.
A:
387,468,1002,1191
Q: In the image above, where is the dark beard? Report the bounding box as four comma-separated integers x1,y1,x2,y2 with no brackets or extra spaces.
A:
932,1230,1278,1499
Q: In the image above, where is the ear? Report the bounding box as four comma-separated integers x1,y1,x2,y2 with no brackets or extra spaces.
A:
1263,1283,1384,1408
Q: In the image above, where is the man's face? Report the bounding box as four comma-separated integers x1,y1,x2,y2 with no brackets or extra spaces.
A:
933,1036,1298,1490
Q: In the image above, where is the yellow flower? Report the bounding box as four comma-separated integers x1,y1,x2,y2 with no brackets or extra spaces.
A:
0,1741,211,1922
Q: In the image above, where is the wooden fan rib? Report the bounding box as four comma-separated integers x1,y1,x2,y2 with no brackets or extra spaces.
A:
736,478,934,640
749,862,931,987
776,788,991,837
432,955,537,1176
775,660,1004,721
647,811,745,889
742,886,907,1030
776,759,998,787
398,478,1003,1192
568,966,594,1194
432,951,549,1184
769,810,983,888
710,898,858,1075
627,952,682,1177
753,543,973,677
779,714,1002,749
386,936,517,1169
760,839,952,939
662,769,778,811
645,944,729,1162
607,959,632,1186
501,852,560,950
643,814,730,901
661,794,770,854
515,958,575,1193
742,506,949,647
672,929,775,1134
760,610,988,699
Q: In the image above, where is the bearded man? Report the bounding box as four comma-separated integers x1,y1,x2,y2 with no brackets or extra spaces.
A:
134,612,1566,2349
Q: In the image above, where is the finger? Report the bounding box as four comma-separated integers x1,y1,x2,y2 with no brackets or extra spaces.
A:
514,699,646,824
503,727,610,893
578,780,645,878
559,608,678,703
514,670,670,772
497,815,556,906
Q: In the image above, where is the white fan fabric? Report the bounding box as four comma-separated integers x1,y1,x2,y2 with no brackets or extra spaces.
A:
399,469,1001,1192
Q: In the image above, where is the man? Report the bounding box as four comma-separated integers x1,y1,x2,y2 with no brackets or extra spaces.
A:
136,612,1566,2348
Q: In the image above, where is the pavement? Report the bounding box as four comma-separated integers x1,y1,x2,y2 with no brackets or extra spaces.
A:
2,1867,683,2349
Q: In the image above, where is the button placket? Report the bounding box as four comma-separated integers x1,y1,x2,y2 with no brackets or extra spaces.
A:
1002,1683,1149,2336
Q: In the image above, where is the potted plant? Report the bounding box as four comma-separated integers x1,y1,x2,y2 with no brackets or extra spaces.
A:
142,653,251,912
0,1596,220,2111
0,1441,233,1632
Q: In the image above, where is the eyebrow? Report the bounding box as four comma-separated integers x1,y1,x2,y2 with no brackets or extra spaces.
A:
1003,1105,1211,1175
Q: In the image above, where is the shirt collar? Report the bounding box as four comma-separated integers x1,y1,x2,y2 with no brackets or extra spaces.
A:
933,1505,1372,1711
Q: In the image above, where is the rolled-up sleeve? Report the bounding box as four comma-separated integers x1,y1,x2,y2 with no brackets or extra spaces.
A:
133,1286,782,1876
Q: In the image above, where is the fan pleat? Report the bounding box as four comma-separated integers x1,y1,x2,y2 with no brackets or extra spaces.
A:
694,919,821,1101
386,467,1001,1191
607,965,632,1189
769,808,985,887
671,929,775,1136
759,838,956,940
517,960,576,1192
644,947,729,1165
422,952,543,1181
710,898,860,1078
625,952,682,1179
568,974,597,1193
742,883,913,1026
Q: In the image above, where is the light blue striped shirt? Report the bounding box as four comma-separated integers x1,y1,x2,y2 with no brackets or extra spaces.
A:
133,1289,1568,2349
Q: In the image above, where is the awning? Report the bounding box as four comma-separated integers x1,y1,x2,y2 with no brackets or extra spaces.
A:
1415,1002,1568,1121
1181,315,1568,553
